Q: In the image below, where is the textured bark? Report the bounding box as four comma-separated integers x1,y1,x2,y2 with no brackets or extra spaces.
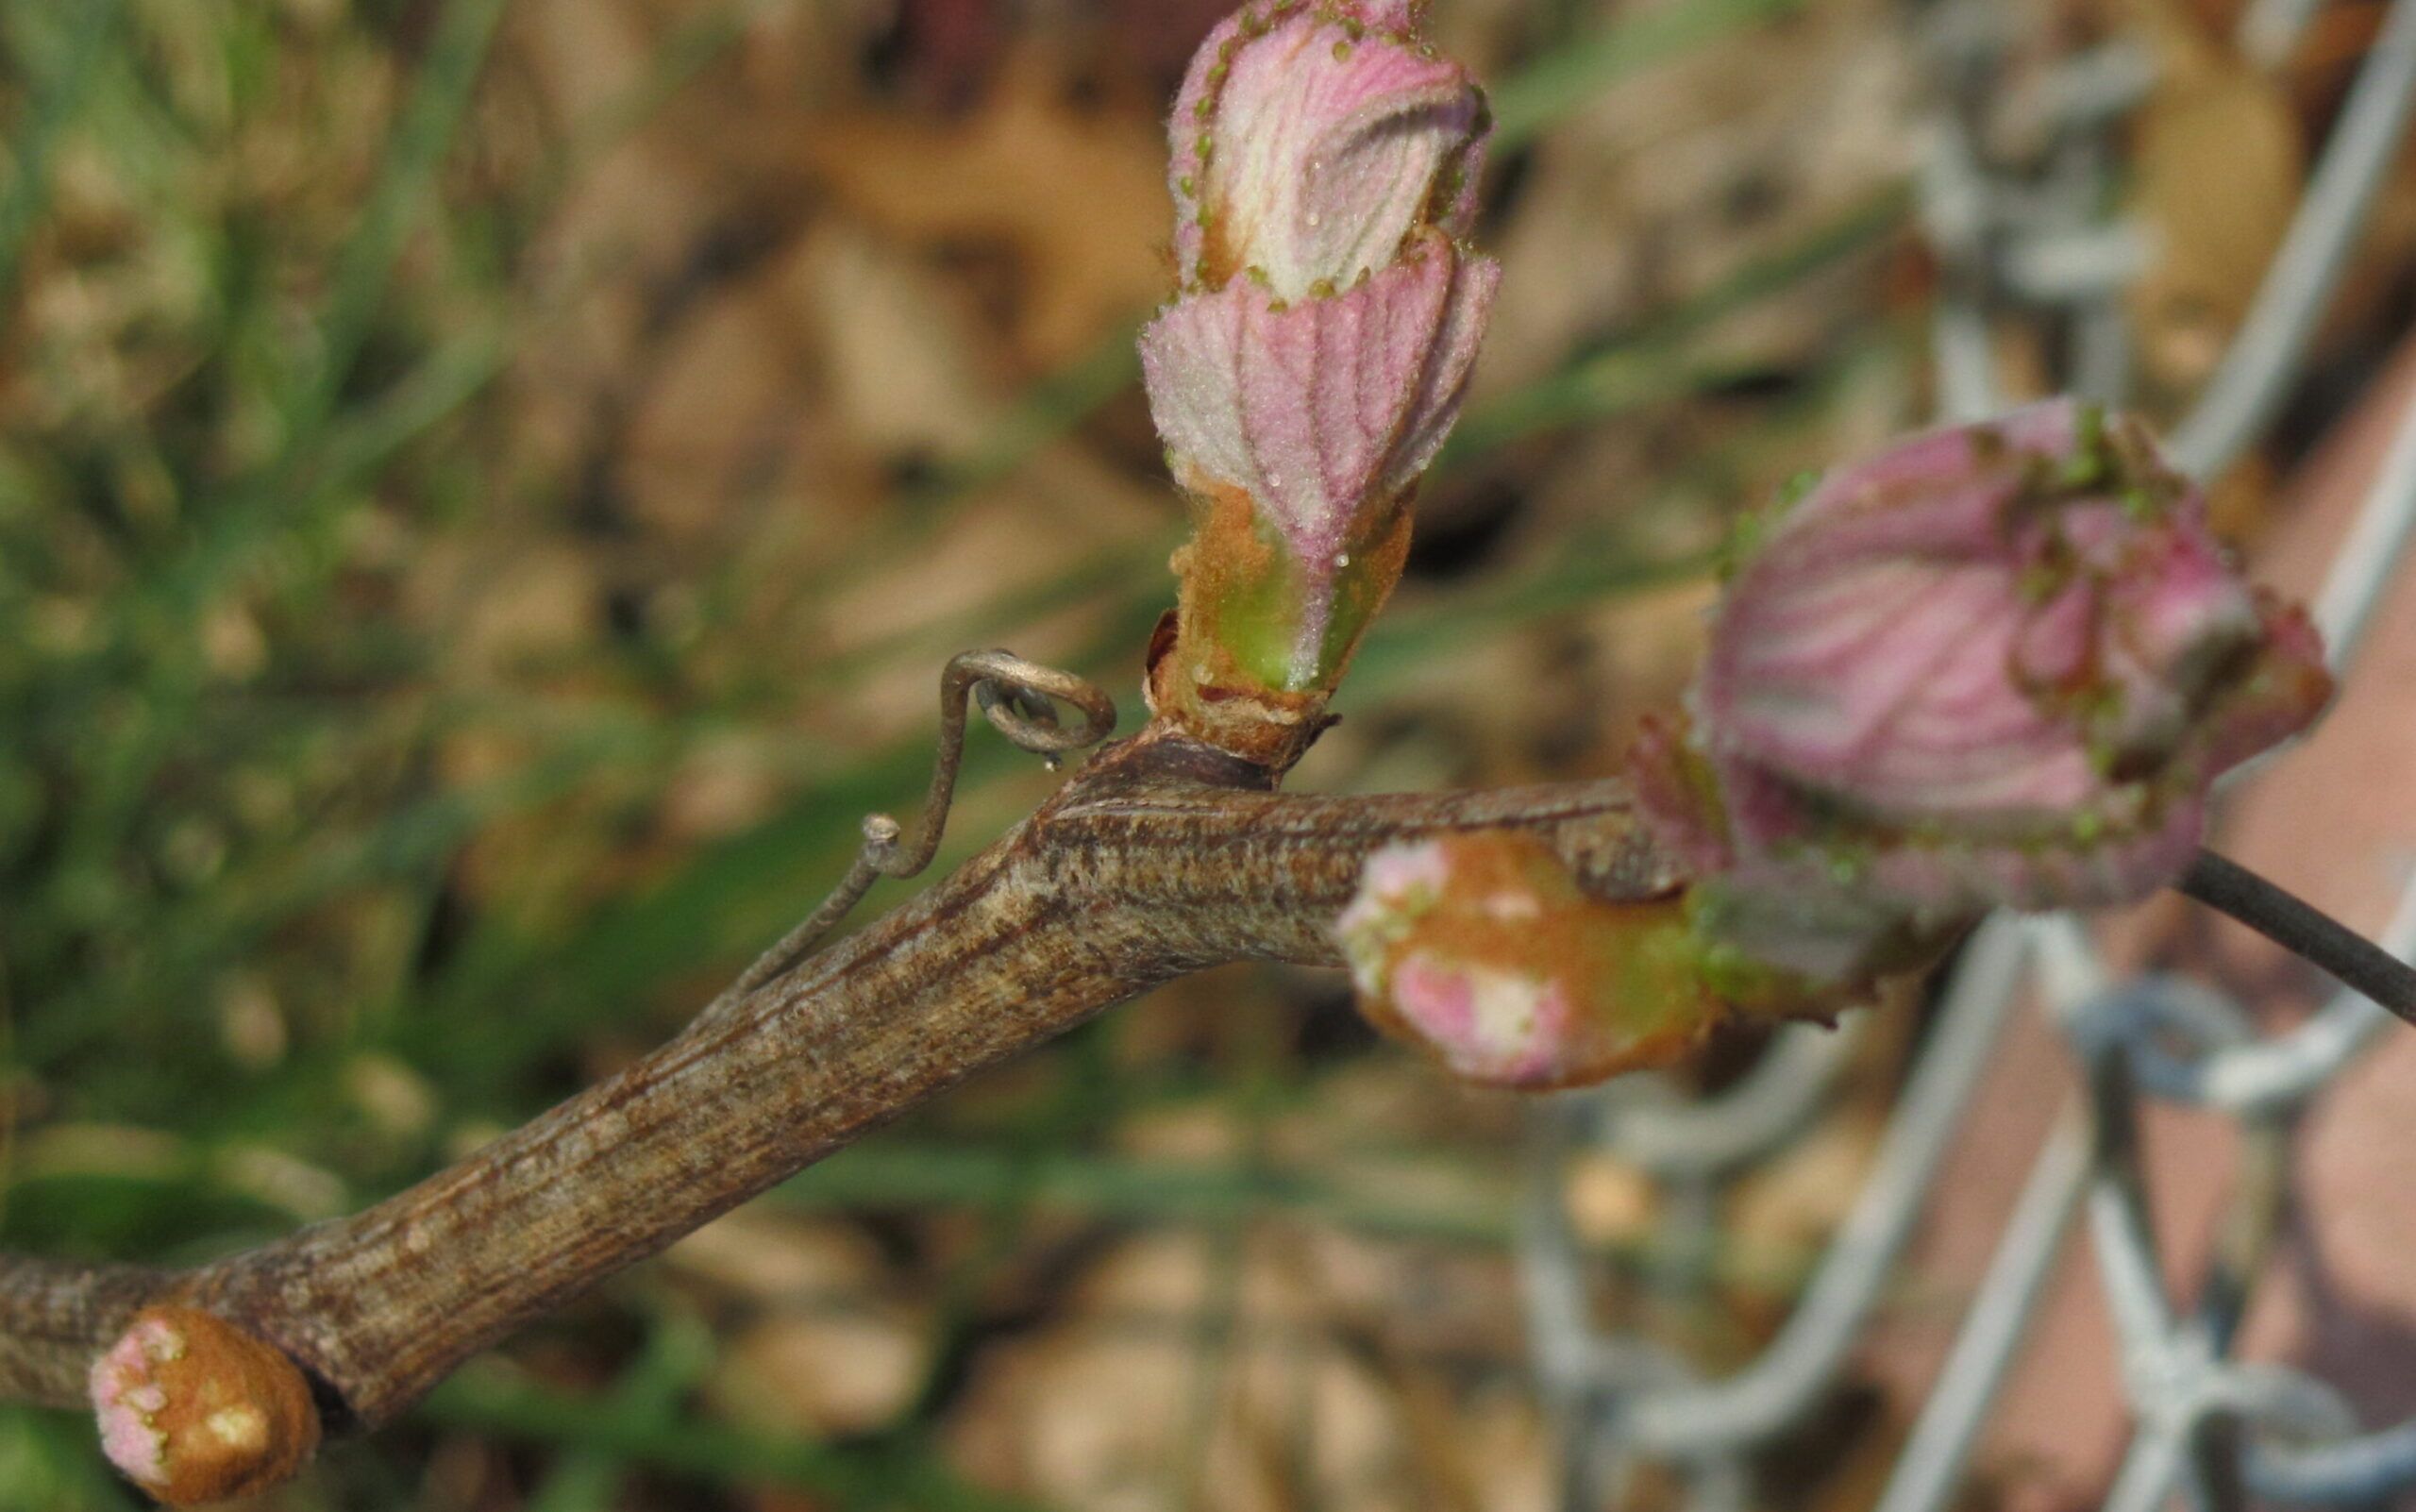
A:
0,723,1673,1434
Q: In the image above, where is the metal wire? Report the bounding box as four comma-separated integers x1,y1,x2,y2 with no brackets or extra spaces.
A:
2168,0,2416,477
1620,921,2030,1454
1586,1017,1865,1182
1871,1107,2091,1512
2240,0,2333,69
1518,1,2416,1504
2310,387,2416,666
2251,1418,2416,1506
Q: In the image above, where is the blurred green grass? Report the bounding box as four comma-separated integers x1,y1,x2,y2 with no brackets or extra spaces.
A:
0,0,1904,1505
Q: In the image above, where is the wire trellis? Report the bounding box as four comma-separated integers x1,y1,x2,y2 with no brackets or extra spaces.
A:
1518,1,2416,1506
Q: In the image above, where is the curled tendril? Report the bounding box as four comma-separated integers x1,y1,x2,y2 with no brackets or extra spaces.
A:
717,650,1118,1009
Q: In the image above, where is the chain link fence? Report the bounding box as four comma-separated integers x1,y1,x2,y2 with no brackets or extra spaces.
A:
1518,1,2416,1504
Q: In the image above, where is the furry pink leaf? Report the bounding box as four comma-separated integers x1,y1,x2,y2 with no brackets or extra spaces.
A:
1143,1,1498,721
1169,0,1485,298
1637,400,2333,984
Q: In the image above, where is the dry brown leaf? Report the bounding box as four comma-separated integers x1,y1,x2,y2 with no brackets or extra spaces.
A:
670,1212,934,1437
945,1227,1539,1512
805,51,1172,368
1727,1104,1888,1257
1563,1151,1659,1248
2122,0,2307,397
717,1307,929,1439
2289,4,2416,374
1483,0,1916,401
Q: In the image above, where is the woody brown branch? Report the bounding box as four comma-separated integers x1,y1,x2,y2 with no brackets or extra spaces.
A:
0,721,1676,1437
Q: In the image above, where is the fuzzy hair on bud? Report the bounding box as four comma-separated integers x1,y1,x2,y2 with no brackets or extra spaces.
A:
91,1305,321,1506
1141,1,1499,761
1168,0,1484,300
1636,399,2332,985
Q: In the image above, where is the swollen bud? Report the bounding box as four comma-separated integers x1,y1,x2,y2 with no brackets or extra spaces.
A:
1636,400,2332,985
1141,1,1499,764
1334,832,1809,1089
91,1306,321,1506
1170,0,1485,299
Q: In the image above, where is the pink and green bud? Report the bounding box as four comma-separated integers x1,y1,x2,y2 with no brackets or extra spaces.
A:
90,1306,320,1505
1141,2,1498,752
1335,832,1816,1089
1636,400,2332,984
1168,0,1485,299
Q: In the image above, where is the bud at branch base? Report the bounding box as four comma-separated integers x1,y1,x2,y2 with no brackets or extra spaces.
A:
1334,832,1835,1089
91,1305,320,1506
1140,0,1499,766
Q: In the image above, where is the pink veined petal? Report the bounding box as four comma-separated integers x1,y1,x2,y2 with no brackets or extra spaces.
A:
1845,584,2102,814
2008,576,2097,688
1775,426,2009,535
1717,552,2105,819
1711,556,2011,776
1778,396,2086,537
1141,248,1458,561
2096,524,2264,755
1138,286,1264,503
1166,9,1247,288
1236,244,1455,556
1766,396,2088,556
1671,395,2334,986
1719,558,1960,688
1190,11,1478,298
1762,467,2010,563
1381,250,1500,497
1285,48,1474,295
1201,20,1329,288
1705,401,2194,821
2110,530,2258,680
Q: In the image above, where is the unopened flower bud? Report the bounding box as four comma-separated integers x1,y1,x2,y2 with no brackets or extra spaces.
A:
1335,832,1798,1088
1170,0,1485,300
1636,400,2332,984
1142,2,1498,761
91,1306,321,1505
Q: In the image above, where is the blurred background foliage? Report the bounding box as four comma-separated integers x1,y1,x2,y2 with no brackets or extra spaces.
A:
0,0,2409,1507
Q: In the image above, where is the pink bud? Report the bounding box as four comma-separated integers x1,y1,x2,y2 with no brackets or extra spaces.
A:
1142,2,1499,714
92,1317,179,1489
1384,949,1580,1085
1334,832,1762,1089
90,1306,321,1505
1333,835,1454,999
1169,1,1485,299
1636,401,2332,983
1142,231,1497,596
